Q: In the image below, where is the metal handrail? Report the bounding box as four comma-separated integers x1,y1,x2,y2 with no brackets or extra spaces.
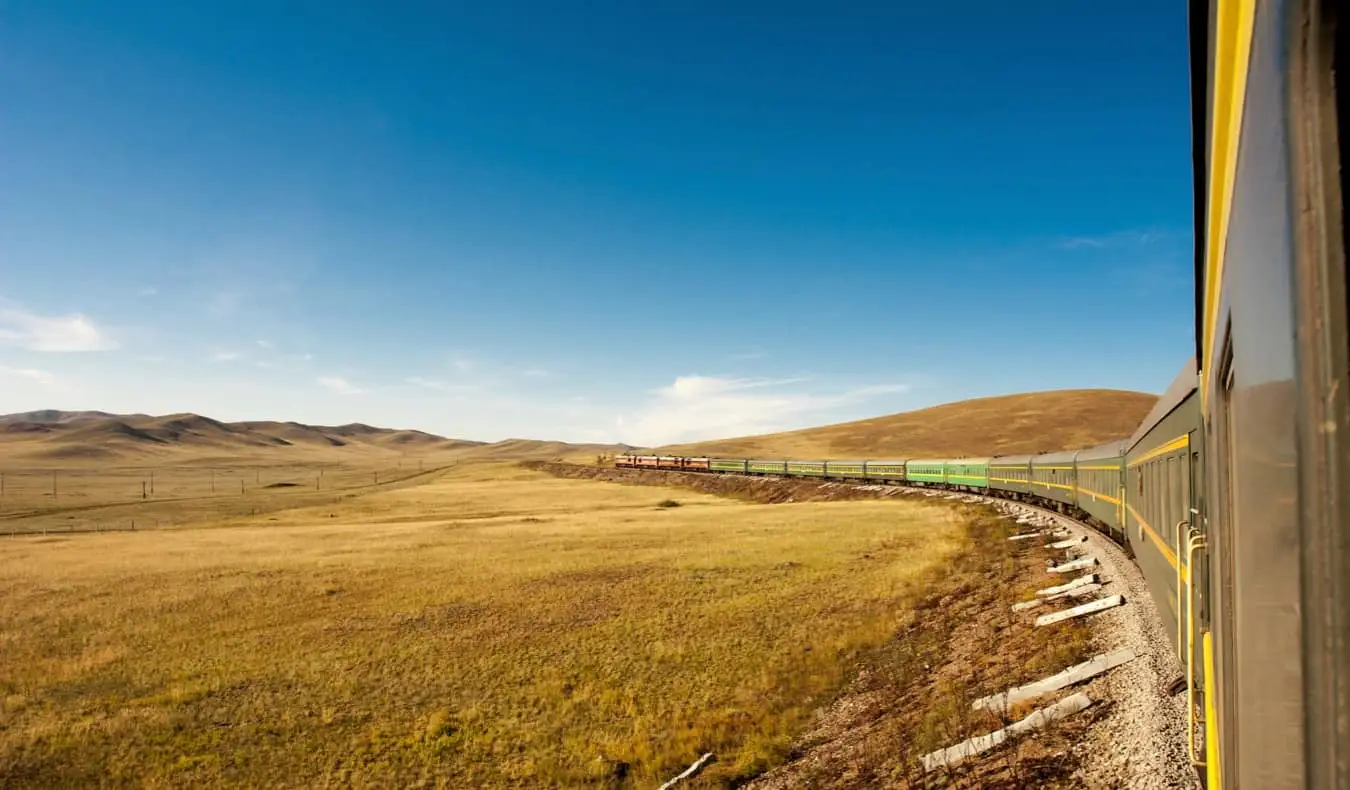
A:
1186,526,1207,768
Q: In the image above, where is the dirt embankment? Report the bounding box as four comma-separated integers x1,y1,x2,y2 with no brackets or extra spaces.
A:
527,462,1104,787
521,462,907,504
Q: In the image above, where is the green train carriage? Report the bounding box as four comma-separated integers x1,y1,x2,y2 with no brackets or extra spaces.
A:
904,459,946,484
709,458,748,474
823,460,866,479
861,460,908,483
746,459,787,475
784,460,826,477
944,458,989,490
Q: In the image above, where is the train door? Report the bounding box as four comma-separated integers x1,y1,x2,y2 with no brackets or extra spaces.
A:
1204,342,1238,788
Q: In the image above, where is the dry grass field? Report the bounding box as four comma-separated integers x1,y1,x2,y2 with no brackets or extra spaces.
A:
656,388,1158,459
0,457,457,534
0,411,629,534
0,463,969,788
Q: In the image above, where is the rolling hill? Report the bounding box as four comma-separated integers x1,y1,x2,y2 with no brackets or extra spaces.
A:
654,388,1159,459
0,410,628,464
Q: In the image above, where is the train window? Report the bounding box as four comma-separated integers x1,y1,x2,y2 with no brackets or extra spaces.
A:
1153,461,1162,529
1168,455,1180,542
1181,451,1192,528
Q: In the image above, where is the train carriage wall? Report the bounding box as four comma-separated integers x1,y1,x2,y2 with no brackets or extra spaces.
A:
1074,439,1130,540
1030,450,1079,506
988,455,1033,495
905,459,947,484
1124,361,1200,662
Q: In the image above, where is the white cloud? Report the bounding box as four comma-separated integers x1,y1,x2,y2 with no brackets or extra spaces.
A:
0,365,57,387
256,339,274,349
617,374,910,447
138,286,159,297
317,376,362,395
212,350,243,362
0,301,118,352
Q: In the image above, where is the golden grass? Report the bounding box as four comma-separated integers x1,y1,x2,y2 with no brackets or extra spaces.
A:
0,464,966,787
656,388,1158,459
0,458,460,534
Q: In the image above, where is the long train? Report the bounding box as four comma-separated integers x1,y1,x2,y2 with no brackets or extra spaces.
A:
624,2,1350,786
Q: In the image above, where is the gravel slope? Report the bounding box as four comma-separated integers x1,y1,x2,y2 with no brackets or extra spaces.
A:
987,499,1198,789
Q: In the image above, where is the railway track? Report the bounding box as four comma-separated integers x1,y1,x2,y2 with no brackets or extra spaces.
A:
923,489,1195,788
533,460,1199,785
783,480,1196,787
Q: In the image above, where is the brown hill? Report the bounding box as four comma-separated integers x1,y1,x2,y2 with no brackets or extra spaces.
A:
0,409,141,424
0,410,620,465
655,388,1159,459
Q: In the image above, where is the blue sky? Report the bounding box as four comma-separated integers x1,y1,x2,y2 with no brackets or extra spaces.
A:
0,1,1195,445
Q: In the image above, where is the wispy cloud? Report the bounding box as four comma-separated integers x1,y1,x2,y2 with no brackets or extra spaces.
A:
317,375,362,395
0,365,57,387
406,375,481,394
617,374,910,446
212,350,243,362
1055,228,1172,251
256,339,274,349
138,286,159,297
0,300,119,352
1057,237,1106,249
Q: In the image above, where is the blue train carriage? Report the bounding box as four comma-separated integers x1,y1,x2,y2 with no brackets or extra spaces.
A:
988,454,1033,496
822,460,865,479
861,460,907,484
709,458,748,474
1124,358,1200,663
1029,449,1079,509
746,459,787,476
905,459,947,486
944,458,989,492
1073,439,1129,541
784,460,826,477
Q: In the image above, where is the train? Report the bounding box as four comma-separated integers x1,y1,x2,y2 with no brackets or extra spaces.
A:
622,1,1350,786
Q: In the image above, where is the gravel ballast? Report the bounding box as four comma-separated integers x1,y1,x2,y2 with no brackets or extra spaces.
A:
987,499,1198,789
